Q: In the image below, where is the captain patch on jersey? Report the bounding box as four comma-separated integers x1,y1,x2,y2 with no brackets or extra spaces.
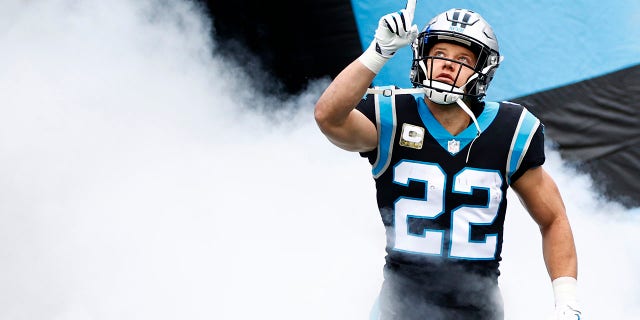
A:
399,123,425,149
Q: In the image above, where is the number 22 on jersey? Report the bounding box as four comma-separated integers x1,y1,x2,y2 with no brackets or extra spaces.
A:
393,160,503,260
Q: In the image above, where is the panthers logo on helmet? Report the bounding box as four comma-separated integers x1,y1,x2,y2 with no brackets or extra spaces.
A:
448,10,474,32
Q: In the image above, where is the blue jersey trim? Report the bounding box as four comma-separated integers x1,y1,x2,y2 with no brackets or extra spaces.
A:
417,100,500,155
372,86,397,178
507,108,540,184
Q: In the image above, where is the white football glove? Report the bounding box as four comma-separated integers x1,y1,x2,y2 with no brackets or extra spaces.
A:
358,0,419,74
548,277,582,320
549,304,582,320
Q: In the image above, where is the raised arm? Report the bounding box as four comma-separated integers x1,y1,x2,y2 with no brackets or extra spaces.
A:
313,61,377,152
314,0,418,152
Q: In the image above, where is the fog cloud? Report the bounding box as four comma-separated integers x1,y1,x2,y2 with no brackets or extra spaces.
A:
0,1,637,319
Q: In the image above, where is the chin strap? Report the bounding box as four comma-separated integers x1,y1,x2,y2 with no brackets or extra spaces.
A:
455,99,481,134
456,99,482,163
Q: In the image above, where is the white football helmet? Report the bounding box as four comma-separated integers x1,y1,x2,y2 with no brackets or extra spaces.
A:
410,8,502,104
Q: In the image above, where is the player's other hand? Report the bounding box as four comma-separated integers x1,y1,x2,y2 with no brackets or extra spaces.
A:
549,277,581,319
372,0,419,58
548,304,582,320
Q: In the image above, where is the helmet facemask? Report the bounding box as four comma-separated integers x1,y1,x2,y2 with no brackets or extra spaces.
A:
415,41,478,104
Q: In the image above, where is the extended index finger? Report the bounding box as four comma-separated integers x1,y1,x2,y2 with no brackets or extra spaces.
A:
404,0,417,24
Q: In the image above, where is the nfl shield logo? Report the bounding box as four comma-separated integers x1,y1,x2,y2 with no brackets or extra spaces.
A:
448,139,460,153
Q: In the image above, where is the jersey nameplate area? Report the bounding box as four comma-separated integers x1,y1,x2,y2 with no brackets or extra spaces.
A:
400,123,425,149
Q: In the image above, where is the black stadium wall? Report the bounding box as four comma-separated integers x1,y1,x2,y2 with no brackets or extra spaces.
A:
204,0,639,208
513,65,640,208
204,0,361,94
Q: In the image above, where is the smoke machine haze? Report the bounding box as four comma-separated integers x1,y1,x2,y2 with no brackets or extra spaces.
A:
0,1,638,319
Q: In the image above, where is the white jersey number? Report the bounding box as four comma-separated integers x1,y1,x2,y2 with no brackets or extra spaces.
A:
393,161,503,260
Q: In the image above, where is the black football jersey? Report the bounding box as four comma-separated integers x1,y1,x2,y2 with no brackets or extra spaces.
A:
356,87,545,282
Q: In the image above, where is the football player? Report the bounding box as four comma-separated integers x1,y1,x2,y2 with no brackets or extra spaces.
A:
314,1,581,319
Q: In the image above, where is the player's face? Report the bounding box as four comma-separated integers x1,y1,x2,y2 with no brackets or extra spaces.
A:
425,42,477,88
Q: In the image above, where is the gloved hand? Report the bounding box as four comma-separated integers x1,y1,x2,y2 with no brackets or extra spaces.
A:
549,304,582,320
358,0,419,74
548,277,582,320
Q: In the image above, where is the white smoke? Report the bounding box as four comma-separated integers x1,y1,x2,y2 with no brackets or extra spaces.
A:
0,1,637,319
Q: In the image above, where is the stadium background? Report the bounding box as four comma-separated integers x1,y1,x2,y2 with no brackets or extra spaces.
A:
206,0,640,207
1,1,638,319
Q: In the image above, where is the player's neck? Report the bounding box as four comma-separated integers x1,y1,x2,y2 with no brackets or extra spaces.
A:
427,101,471,136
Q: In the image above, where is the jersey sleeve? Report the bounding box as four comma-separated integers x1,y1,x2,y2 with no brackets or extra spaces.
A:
509,123,546,183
